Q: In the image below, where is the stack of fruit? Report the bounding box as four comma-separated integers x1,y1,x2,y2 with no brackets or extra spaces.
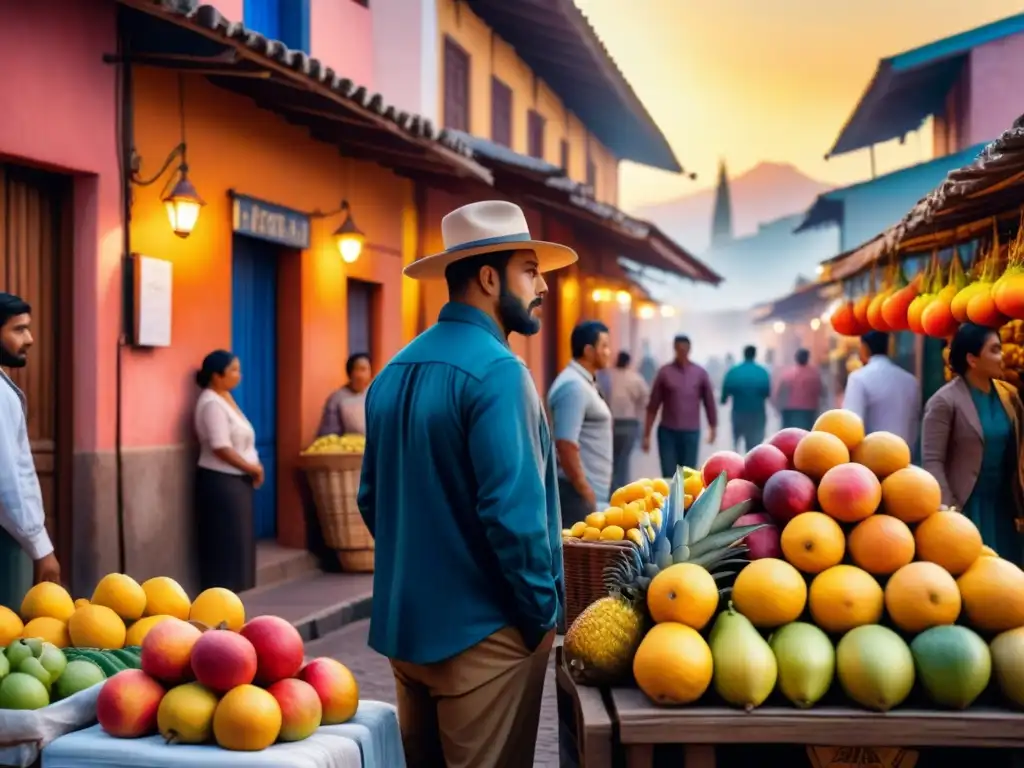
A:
0,639,109,711
565,409,1024,714
301,433,365,455
96,614,359,751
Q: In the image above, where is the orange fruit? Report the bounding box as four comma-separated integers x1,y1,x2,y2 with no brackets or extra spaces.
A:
646,563,719,629
731,558,807,628
847,515,914,575
813,409,865,450
808,565,884,634
914,510,983,575
817,463,881,523
793,432,850,481
651,478,670,497
884,561,961,633
610,481,647,509
779,512,845,573
880,466,941,523
980,545,999,558
957,556,1024,633
850,431,911,478
633,623,713,705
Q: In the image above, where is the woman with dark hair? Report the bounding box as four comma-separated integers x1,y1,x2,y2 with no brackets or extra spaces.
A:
316,352,373,437
922,323,1024,563
193,350,262,592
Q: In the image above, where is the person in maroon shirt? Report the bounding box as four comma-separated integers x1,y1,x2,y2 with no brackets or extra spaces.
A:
642,335,718,476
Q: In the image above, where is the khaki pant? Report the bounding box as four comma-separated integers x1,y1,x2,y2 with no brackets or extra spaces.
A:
390,627,553,768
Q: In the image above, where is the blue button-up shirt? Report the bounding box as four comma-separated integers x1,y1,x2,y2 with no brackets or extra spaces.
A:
357,302,563,665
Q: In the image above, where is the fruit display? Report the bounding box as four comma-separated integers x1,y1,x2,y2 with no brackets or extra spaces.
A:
565,408,1024,716
301,433,365,455
0,639,112,710
92,613,360,751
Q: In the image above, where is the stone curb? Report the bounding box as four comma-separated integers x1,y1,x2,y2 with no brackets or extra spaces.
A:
291,593,373,642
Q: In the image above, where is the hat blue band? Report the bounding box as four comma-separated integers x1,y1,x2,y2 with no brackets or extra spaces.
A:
444,232,531,253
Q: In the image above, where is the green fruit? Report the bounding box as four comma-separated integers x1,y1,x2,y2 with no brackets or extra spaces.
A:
769,622,835,709
911,625,991,710
991,627,1024,708
17,657,51,688
0,651,9,679
6,639,36,668
837,625,914,712
54,660,106,701
39,644,67,682
710,604,778,711
0,672,50,710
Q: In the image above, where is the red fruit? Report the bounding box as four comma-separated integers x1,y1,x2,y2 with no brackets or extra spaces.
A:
701,451,745,486
721,479,762,512
734,512,781,560
743,444,788,487
762,469,817,525
97,669,165,739
299,658,359,725
881,283,916,331
268,678,323,742
140,618,202,685
921,295,958,339
240,615,305,686
768,428,808,466
190,629,258,693
830,301,858,336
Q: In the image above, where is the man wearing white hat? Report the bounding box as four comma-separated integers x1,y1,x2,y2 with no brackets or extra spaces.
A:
357,200,577,767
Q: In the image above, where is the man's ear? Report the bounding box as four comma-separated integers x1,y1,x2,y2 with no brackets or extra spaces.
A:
477,264,501,297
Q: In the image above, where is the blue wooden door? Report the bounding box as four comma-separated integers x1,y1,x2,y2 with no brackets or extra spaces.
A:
231,235,278,540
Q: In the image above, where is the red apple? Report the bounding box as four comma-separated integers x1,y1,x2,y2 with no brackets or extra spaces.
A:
733,512,781,559
721,479,762,512
762,469,818,525
97,669,165,739
768,428,809,467
189,629,258,693
240,615,305,686
743,444,789,487
140,618,202,685
268,678,323,742
299,658,359,725
701,451,746,486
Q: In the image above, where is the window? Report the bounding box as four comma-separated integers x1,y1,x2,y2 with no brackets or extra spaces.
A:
243,0,310,52
559,139,570,171
491,78,513,147
527,110,545,159
586,153,597,189
443,38,470,132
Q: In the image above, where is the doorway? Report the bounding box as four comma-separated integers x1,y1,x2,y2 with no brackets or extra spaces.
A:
346,278,377,361
231,234,279,540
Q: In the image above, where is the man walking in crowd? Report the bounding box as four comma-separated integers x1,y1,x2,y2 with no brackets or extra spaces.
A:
721,345,772,451
358,201,573,768
604,351,650,491
843,331,921,448
549,321,613,525
643,335,718,476
0,293,60,610
774,348,824,431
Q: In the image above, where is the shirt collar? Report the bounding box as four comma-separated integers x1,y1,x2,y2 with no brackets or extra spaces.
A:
865,355,889,368
568,359,597,384
438,302,508,348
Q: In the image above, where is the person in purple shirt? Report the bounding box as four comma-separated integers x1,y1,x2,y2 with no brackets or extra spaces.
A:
642,335,718,476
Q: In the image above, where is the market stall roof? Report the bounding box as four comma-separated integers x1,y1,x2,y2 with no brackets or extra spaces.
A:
115,1,492,185
827,13,1024,158
464,0,685,174
751,281,843,324
449,131,722,285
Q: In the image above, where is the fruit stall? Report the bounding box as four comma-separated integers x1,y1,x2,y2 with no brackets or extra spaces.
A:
0,574,400,767
559,413,1024,767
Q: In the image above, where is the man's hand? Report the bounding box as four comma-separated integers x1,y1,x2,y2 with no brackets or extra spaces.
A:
578,483,597,511
33,553,61,585
707,427,717,445
641,434,651,453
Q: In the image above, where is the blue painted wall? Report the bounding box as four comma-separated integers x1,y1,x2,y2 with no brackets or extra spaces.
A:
243,0,310,52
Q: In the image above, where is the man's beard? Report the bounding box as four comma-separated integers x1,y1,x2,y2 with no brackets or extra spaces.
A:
0,344,26,368
498,288,542,337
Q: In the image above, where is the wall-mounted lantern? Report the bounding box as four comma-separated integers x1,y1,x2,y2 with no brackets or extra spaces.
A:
637,304,656,320
773,320,787,334
313,199,366,263
591,288,613,303
615,290,632,308
131,142,206,239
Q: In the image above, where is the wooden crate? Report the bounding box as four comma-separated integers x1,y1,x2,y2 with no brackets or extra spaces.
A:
555,646,613,768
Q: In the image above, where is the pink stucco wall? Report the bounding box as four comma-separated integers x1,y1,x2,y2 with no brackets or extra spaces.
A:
967,32,1024,146
211,0,244,22
0,0,122,454
311,0,374,88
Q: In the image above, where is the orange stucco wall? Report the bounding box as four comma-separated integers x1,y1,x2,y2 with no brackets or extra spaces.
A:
128,68,414,546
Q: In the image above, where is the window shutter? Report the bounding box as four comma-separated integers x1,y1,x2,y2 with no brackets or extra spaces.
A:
528,110,546,159
491,78,512,147
560,139,570,171
444,39,470,132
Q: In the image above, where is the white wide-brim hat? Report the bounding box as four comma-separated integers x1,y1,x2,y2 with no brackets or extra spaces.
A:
403,200,578,280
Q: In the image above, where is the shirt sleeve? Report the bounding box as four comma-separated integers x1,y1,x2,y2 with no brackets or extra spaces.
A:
317,392,343,438
356,387,377,537
633,373,650,412
549,380,588,445
199,401,233,451
0,396,54,560
720,370,733,405
842,372,867,420
702,370,719,428
467,359,558,646
921,392,955,506
647,369,665,418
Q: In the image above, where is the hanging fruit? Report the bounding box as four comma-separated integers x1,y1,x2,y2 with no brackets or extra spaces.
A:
852,294,872,334
921,249,967,339
965,231,1010,328
830,300,859,337
993,212,1024,320
881,264,917,331
908,253,939,334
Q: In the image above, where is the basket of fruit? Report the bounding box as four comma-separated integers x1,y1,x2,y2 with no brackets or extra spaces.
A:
298,433,373,572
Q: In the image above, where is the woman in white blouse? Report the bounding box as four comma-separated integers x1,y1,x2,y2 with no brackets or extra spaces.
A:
194,350,263,593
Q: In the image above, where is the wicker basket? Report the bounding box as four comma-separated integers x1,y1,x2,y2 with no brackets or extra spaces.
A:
562,538,632,626
299,452,374,572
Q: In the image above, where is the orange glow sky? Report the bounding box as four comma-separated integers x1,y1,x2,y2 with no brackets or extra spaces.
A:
575,0,1024,210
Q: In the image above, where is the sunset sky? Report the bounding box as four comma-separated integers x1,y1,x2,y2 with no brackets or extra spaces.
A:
574,0,1024,211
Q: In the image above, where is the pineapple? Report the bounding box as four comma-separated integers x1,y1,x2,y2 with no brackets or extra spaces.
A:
564,469,764,686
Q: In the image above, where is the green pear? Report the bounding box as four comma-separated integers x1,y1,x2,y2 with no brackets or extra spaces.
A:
6,639,35,668
769,622,835,709
710,603,778,711
17,657,51,689
22,638,42,657
0,650,9,679
39,644,67,682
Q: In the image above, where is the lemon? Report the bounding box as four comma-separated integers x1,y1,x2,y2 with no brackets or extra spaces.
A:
569,521,588,537
683,473,704,497
581,527,602,541
600,525,625,541
562,528,572,537
22,616,70,648
68,604,126,649
650,508,663,529
142,577,191,620
74,598,90,609
21,582,75,623
603,507,624,527
0,605,25,645
126,614,175,646
626,528,645,546
189,587,246,632
621,505,642,530
584,511,607,530
92,573,147,621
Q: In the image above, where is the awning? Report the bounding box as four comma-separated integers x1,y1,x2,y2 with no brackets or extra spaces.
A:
752,282,843,324
115,1,492,184
827,13,1024,157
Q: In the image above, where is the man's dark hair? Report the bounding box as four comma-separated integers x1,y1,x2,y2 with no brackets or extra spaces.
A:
346,352,371,376
444,250,515,298
673,335,691,347
795,348,811,366
861,331,889,357
571,321,609,359
0,293,31,328
743,345,756,361
616,351,631,368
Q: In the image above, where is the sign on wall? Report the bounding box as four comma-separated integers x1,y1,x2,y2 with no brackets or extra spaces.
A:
230,192,311,250
132,254,173,348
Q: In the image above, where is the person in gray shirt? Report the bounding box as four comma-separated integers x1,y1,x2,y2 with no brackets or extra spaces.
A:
548,321,613,526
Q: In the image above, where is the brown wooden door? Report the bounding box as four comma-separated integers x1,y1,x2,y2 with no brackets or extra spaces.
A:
0,164,70,566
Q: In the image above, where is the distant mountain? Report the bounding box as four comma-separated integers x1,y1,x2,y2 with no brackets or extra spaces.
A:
634,162,833,254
